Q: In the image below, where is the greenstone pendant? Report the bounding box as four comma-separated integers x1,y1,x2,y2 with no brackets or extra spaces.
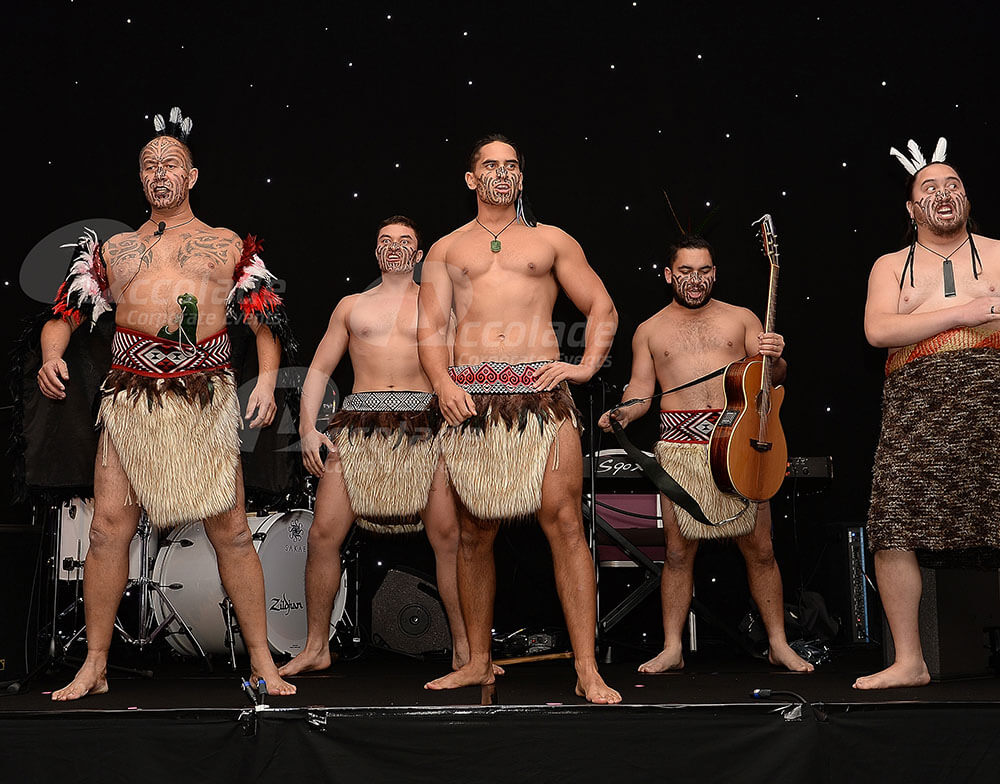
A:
490,239,502,253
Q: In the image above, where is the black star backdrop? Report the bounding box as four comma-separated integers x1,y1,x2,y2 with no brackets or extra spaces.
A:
5,2,995,614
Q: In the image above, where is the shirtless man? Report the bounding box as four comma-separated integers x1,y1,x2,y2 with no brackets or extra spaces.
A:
598,235,813,675
419,135,621,704
858,142,999,690
37,110,295,699
280,216,480,676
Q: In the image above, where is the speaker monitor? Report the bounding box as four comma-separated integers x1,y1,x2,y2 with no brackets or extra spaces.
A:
370,568,451,656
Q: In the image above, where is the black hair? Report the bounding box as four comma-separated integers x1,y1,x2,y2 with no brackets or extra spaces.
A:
468,133,525,171
377,214,421,250
667,235,715,268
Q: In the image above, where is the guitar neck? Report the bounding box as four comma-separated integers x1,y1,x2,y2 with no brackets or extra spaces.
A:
761,261,779,390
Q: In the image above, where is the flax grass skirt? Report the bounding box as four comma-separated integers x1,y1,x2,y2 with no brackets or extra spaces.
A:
868,347,1000,568
97,369,241,528
330,409,440,534
654,441,757,540
439,387,580,524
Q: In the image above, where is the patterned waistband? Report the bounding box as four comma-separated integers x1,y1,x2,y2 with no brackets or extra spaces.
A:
111,327,232,378
886,325,1000,377
659,409,721,444
340,391,434,412
448,361,551,394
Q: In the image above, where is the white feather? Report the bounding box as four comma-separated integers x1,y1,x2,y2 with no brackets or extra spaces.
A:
227,254,276,304
153,114,165,133
169,107,182,124
906,139,926,169
889,146,917,175
180,117,193,138
931,137,947,163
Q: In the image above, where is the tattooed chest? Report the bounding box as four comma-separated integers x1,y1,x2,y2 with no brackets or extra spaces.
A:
107,232,236,282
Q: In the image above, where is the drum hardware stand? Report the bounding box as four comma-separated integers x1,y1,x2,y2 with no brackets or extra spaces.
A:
112,509,214,672
1,503,152,695
332,526,364,658
219,597,245,671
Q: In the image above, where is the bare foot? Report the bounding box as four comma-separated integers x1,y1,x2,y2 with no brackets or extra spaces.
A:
575,669,622,704
251,664,297,696
638,645,684,674
52,662,109,702
453,649,504,676
853,661,930,690
278,648,332,677
425,660,494,690
768,643,815,673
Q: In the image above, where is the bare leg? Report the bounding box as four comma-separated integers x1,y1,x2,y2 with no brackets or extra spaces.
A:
853,549,930,689
737,503,813,673
425,508,498,690
421,457,470,670
639,500,697,673
204,470,295,696
280,448,356,677
53,433,140,701
536,424,620,704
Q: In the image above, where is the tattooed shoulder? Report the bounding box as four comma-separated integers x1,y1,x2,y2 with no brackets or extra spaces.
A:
105,232,152,269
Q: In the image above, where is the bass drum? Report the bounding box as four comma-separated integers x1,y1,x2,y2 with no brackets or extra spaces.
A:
150,510,346,657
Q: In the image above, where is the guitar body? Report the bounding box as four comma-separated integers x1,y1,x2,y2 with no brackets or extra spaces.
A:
709,356,787,502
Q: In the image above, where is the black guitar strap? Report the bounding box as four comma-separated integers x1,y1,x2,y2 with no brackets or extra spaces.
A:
607,362,749,528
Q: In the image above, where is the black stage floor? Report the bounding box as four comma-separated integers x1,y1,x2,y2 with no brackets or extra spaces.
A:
4,649,1000,783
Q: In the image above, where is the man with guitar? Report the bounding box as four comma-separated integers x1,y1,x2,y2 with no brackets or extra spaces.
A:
599,235,813,674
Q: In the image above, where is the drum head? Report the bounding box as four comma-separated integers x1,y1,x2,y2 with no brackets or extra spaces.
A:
255,509,346,656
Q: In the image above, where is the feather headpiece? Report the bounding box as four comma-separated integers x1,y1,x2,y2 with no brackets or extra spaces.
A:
151,106,194,141
889,137,947,175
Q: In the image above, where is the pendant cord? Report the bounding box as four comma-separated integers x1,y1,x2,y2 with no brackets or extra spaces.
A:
475,214,519,244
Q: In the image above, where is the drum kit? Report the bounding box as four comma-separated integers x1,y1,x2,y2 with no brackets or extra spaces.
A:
46,479,355,673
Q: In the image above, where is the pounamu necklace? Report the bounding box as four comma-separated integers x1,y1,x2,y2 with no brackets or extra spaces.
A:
475,214,519,253
916,235,970,298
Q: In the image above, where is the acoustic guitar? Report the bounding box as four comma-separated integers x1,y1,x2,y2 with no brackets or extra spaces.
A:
709,214,788,502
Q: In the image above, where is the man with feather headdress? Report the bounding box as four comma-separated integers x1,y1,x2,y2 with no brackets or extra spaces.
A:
859,137,999,689
36,108,297,699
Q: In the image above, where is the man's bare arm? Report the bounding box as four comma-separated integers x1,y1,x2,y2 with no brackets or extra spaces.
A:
245,315,282,428
300,299,352,433
534,227,618,391
864,255,1000,348
37,318,77,400
417,241,476,424
298,299,352,476
598,324,655,431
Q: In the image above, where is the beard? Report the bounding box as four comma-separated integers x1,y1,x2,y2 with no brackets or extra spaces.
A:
376,245,417,273
475,172,521,206
913,192,971,238
670,276,713,309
